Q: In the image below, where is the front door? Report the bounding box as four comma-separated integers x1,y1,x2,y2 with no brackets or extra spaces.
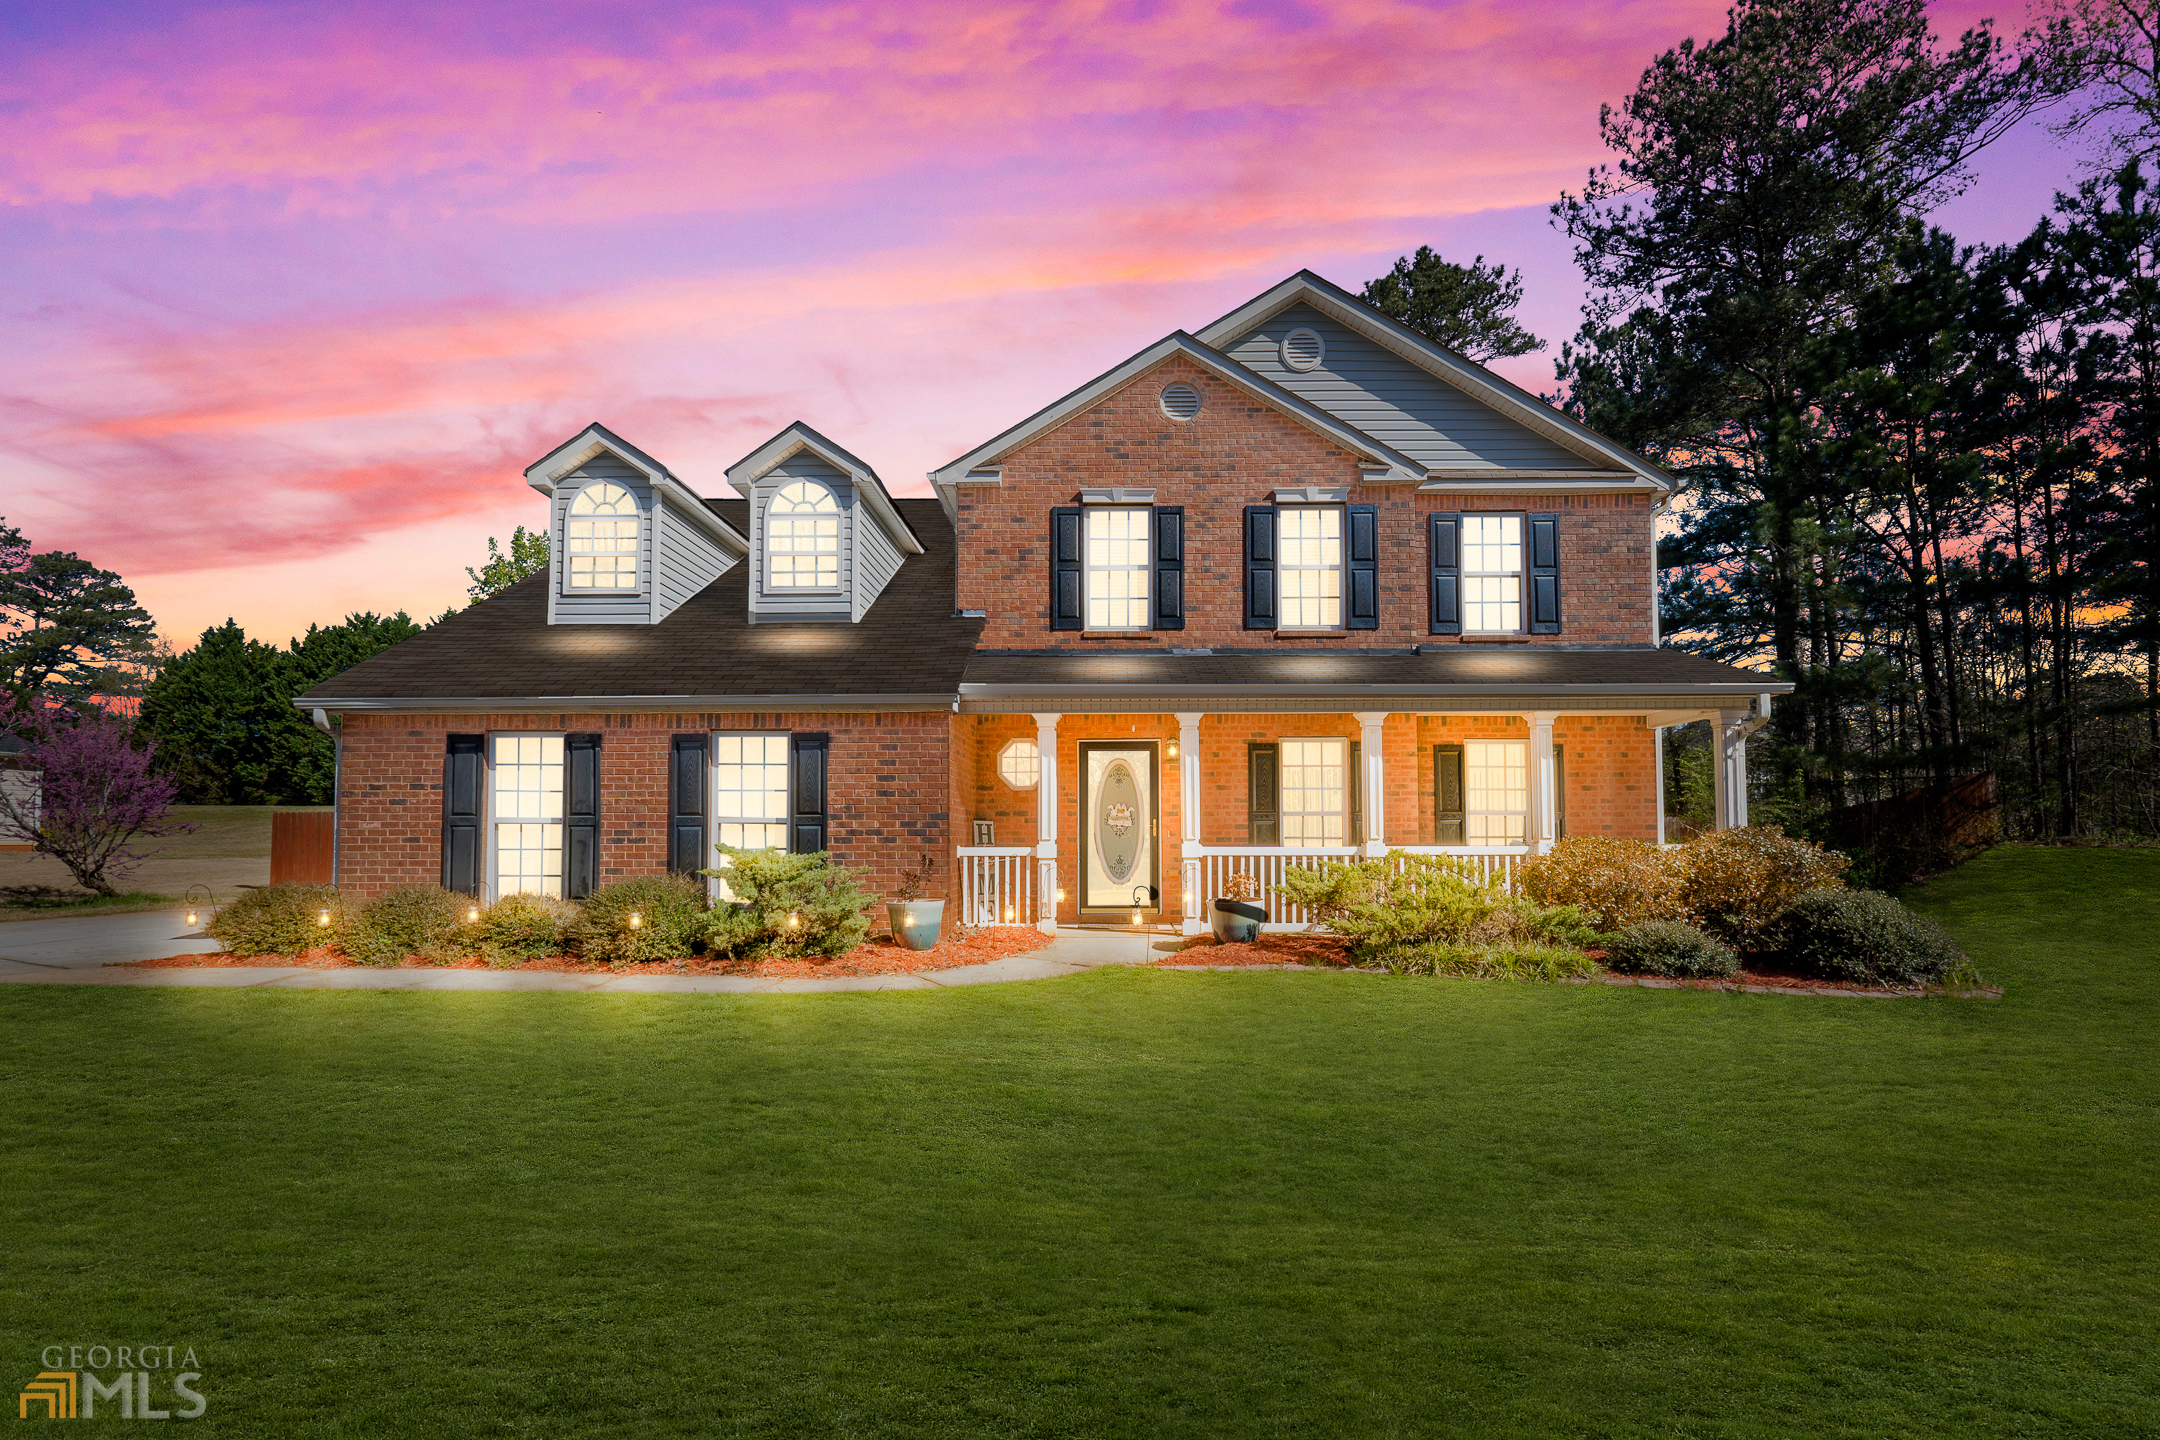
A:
1078,743,1159,914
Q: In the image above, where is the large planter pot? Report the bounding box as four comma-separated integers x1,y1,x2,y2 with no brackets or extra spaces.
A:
888,899,946,952
1210,898,1266,945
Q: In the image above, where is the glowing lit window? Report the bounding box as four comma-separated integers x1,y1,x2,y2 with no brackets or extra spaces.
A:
1463,515,1523,632
565,483,640,590
492,734,563,896
1464,739,1527,844
998,739,1039,790
714,734,789,852
1085,507,1150,629
768,481,841,589
1280,507,1342,628
1280,738,1347,847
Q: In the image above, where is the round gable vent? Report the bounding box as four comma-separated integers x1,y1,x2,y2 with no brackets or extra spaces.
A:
1282,326,1325,371
1160,381,1202,421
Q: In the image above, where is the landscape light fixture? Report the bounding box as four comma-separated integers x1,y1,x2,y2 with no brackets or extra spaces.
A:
1004,905,1015,923
1130,908,1142,926
627,911,643,930
316,909,331,927
786,912,800,931
466,905,480,924
182,885,213,930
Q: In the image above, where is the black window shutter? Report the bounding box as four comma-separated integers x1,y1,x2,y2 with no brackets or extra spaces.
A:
1152,506,1185,630
1349,740,1362,845
1050,507,1084,631
1346,504,1379,629
1434,743,1465,845
668,734,707,874
442,733,484,897
563,733,601,898
1528,511,1562,634
1244,505,1278,629
790,733,829,854
1429,512,1462,634
1248,743,1279,844
1553,742,1566,840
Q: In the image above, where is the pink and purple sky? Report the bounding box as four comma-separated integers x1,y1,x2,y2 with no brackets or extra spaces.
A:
1,0,2092,649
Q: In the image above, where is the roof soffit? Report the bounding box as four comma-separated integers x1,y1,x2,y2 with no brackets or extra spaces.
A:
928,332,1424,490
1195,272,1673,492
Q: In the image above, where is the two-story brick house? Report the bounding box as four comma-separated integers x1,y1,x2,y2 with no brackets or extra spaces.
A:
298,271,1788,934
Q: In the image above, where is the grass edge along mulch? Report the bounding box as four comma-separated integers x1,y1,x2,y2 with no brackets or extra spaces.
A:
119,924,1054,979
1158,929,1999,998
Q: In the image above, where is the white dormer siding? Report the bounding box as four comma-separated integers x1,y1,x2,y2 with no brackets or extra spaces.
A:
525,423,749,627
730,422,922,626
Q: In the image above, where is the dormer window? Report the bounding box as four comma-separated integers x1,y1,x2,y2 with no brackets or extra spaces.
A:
565,482,640,590
769,481,841,589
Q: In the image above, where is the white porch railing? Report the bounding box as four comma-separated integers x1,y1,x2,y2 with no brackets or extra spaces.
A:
955,846,1036,927
1199,846,1533,926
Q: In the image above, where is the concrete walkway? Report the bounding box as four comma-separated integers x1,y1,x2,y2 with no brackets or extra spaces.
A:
0,916,1184,994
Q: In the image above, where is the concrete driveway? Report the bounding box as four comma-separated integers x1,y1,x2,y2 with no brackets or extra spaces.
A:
0,910,220,973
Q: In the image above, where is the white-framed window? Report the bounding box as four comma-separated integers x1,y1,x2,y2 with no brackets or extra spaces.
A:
713,733,790,851
491,733,563,897
1280,737,1348,847
565,482,640,591
1084,506,1150,629
768,481,841,590
998,738,1039,790
1279,506,1343,629
1463,514,1524,633
1464,739,1528,844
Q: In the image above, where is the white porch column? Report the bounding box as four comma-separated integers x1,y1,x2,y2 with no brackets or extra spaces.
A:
1175,711,1205,935
1032,712,1060,933
1524,711,1559,853
1713,696,1770,830
1354,711,1389,857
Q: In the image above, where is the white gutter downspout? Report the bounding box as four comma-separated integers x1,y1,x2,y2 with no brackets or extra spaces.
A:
313,708,339,887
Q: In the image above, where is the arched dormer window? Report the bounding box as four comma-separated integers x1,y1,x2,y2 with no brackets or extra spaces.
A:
565,482,640,590
768,480,841,589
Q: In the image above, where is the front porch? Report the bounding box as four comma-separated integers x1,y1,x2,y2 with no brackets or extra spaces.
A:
952,704,1771,935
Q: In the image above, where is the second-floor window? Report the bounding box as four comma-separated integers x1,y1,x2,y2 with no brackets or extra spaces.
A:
1086,507,1150,629
1463,515,1523,632
769,481,841,589
565,483,640,590
1280,506,1342,629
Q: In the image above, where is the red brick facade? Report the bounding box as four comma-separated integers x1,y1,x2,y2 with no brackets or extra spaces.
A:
955,354,1655,649
336,710,955,903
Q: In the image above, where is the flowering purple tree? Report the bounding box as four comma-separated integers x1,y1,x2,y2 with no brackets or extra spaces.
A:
0,694,192,896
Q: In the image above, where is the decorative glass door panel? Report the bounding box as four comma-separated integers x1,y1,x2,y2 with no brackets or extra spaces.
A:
1079,744,1158,913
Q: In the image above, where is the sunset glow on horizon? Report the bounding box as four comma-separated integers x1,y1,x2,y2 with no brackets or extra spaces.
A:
1,0,2085,648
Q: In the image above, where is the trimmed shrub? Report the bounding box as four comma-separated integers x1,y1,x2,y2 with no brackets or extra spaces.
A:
1366,942,1602,982
568,874,708,967
472,892,581,966
1602,920,1739,979
207,883,342,957
1518,836,1689,932
1682,826,1850,949
1281,851,1599,968
700,848,874,960
1781,888,1972,988
340,884,468,966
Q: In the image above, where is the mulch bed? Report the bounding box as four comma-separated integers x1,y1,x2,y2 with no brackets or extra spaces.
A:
1150,934,1999,997
120,926,1053,979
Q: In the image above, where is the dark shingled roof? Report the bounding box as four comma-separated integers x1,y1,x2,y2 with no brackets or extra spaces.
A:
298,499,982,704
960,646,1785,694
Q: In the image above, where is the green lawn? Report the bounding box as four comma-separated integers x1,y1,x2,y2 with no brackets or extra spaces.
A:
1,847,2153,1437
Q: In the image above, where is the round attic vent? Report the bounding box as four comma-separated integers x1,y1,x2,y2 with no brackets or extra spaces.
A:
1160,381,1202,421
1282,327,1325,371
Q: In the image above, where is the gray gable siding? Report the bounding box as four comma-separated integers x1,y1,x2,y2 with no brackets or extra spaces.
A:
1221,303,1588,471
852,504,905,622
750,453,854,623
549,456,654,625
654,493,733,621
